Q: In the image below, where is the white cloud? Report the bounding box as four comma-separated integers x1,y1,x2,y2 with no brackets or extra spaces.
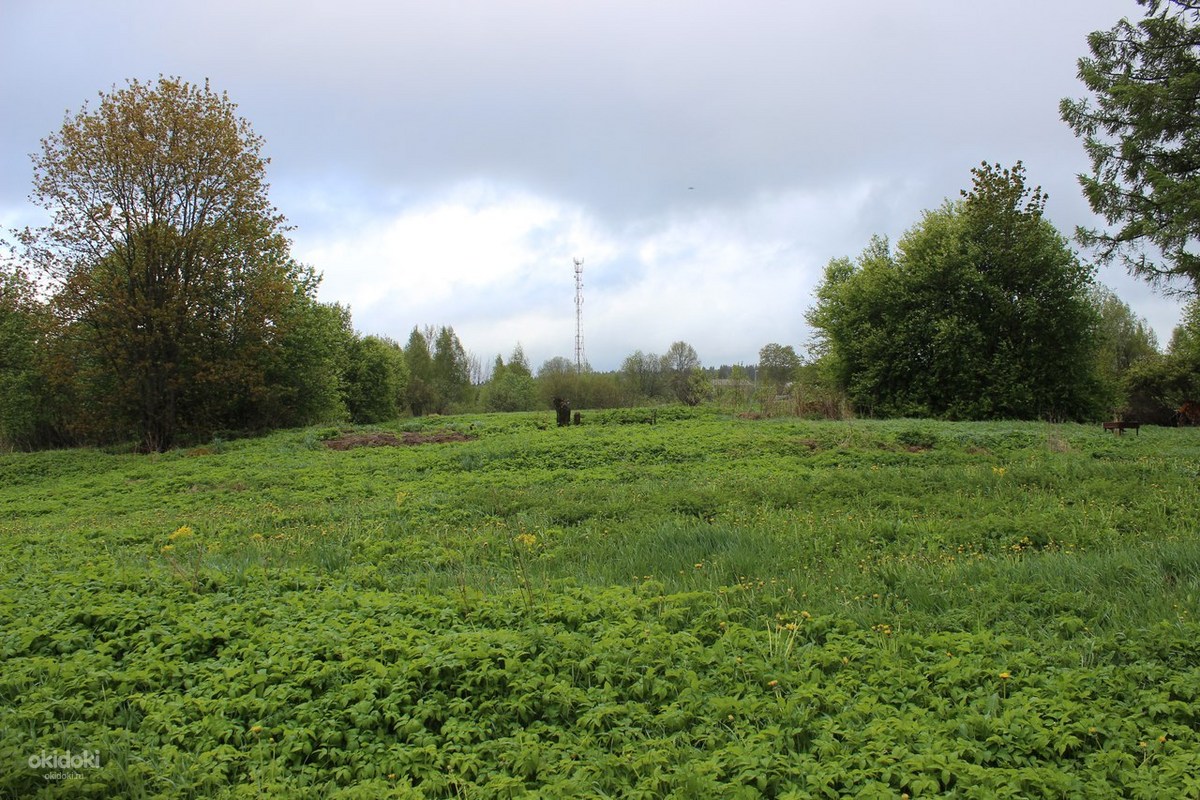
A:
293,179,919,370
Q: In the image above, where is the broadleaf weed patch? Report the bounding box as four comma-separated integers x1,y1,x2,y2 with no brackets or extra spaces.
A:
1,415,1199,796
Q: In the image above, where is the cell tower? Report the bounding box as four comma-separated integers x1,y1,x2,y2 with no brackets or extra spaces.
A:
573,257,586,372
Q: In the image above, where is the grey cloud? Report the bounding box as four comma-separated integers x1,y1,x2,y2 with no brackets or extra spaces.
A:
3,0,1182,364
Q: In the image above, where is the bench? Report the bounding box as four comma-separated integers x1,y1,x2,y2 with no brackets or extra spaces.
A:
1103,420,1140,436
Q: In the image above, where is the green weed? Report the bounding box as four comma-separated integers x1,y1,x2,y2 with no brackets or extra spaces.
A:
2,414,1199,796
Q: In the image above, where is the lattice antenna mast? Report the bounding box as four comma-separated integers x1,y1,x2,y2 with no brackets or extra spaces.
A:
573,257,585,372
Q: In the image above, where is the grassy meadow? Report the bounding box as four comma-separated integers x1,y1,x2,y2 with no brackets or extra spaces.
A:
2,408,1199,798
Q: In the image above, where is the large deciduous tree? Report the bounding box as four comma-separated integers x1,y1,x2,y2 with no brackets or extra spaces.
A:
342,334,410,423
18,77,332,450
807,162,1102,420
619,350,665,401
403,327,435,416
758,343,801,389
483,345,537,412
661,341,708,406
1061,0,1200,294
431,326,471,413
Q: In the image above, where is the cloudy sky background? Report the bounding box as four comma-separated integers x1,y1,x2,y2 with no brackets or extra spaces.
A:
1,0,1185,371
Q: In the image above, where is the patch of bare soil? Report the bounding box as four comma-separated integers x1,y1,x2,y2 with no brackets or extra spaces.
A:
323,431,475,450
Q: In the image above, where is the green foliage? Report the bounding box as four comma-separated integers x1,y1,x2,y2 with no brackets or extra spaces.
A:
431,326,470,414
619,350,667,403
15,78,339,450
663,341,706,405
256,282,353,430
1062,0,1200,294
2,415,1199,796
0,265,47,449
533,358,625,412
343,335,410,423
1124,297,1200,420
808,163,1103,421
482,346,538,412
758,343,801,388
1092,285,1161,412
403,327,435,417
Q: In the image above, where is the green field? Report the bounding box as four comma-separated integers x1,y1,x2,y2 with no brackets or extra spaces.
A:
2,410,1199,798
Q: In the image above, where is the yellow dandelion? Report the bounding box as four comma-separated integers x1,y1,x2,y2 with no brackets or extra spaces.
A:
999,671,1011,680
169,525,193,541
767,680,779,688
250,725,263,734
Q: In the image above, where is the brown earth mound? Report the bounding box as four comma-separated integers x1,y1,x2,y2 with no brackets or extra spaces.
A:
323,431,474,450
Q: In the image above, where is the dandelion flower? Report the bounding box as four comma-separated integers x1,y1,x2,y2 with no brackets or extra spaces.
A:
999,671,1011,680
250,725,263,734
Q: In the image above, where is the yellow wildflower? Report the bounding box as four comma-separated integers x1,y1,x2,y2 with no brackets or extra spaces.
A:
169,525,194,541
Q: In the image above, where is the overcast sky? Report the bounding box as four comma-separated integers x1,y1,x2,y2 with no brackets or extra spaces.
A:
1,0,1185,371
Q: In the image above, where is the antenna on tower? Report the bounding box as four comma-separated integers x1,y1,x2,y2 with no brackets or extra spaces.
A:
573,257,585,373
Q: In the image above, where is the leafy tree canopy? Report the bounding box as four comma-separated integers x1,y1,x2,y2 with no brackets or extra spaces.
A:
15,77,334,450
808,162,1103,421
1062,0,1200,294
758,343,801,387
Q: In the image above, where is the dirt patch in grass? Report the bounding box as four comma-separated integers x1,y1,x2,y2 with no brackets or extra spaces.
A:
324,431,475,450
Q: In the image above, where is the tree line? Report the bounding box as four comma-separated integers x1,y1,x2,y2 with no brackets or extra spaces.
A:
3,1,1200,450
